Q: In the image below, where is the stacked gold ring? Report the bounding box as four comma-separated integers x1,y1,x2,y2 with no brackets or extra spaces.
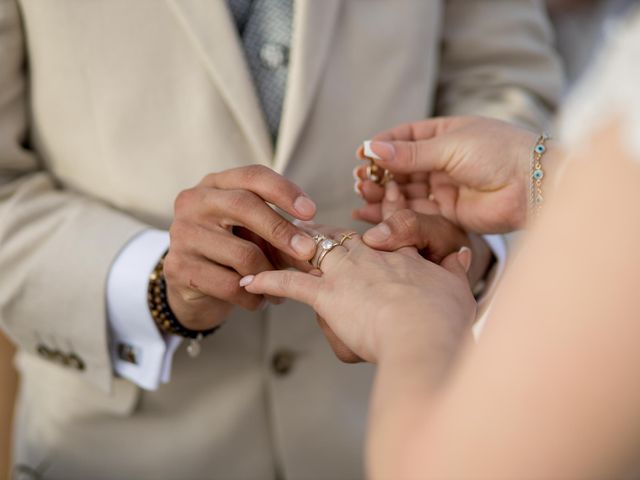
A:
313,237,341,270
338,232,357,246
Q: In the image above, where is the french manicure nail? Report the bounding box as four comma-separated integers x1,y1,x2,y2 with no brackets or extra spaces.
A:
354,180,363,196
291,234,316,257
367,141,395,162
458,247,472,273
293,195,316,218
364,223,391,243
352,166,361,181
239,275,255,287
385,181,400,202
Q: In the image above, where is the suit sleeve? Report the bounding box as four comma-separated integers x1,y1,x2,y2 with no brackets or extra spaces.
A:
0,0,148,392
436,0,565,130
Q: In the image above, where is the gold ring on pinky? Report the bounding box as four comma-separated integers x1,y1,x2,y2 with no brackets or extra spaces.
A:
338,232,357,246
314,238,341,270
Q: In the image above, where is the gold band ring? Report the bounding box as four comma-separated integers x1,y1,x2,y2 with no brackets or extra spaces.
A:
338,232,357,246
314,238,341,270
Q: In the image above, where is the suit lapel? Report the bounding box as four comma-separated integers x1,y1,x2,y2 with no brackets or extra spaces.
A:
164,0,273,165
274,0,343,173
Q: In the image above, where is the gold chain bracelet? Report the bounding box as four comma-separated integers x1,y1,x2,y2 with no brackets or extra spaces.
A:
530,133,550,218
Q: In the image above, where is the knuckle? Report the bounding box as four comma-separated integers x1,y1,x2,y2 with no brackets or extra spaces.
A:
201,173,218,186
407,142,418,169
277,272,293,291
174,188,198,214
226,189,253,213
236,243,263,268
241,164,270,183
392,209,419,237
168,219,190,243
162,254,182,285
267,217,294,244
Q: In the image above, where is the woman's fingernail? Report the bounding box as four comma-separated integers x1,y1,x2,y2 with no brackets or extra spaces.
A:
352,166,361,181
239,275,255,287
364,223,391,243
354,180,363,196
366,141,395,162
458,247,472,273
258,298,268,310
385,181,400,202
293,195,316,218
291,234,316,256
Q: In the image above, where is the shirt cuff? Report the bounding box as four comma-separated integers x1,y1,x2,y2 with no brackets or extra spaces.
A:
472,234,507,340
106,229,182,390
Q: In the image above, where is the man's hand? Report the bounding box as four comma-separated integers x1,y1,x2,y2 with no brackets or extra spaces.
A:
164,165,318,331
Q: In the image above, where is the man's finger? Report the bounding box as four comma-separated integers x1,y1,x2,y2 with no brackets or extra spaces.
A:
164,254,264,311
352,203,383,224
201,164,317,220
203,189,317,261
381,181,408,220
363,210,470,262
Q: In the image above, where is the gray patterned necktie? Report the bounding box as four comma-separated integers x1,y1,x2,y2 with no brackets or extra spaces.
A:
228,0,294,143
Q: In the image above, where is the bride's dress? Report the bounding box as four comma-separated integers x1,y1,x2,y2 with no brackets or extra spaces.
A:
560,6,640,160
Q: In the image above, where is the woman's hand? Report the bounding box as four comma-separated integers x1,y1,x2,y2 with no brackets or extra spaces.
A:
354,116,552,233
240,234,477,363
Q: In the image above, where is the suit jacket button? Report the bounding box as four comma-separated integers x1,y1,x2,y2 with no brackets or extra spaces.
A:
272,349,295,376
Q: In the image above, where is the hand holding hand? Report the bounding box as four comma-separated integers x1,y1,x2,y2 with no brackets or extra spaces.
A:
241,233,476,363
165,165,318,331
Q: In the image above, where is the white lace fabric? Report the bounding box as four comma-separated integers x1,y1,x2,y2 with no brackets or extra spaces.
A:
559,9,640,160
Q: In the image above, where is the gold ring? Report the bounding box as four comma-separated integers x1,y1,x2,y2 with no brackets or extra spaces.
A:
338,232,357,246
313,238,341,270
365,159,394,186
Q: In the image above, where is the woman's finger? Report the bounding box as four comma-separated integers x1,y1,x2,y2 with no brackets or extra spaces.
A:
381,181,408,220
352,203,383,224
241,270,321,306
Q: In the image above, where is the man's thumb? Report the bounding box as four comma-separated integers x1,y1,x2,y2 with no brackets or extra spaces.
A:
440,247,472,280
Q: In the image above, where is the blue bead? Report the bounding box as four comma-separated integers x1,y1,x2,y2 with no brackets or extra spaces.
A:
533,169,544,180
535,144,546,154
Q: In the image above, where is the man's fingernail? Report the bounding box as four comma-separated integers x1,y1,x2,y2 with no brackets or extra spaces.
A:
239,275,255,287
385,181,400,202
293,195,316,218
458,247,472,273
366,141,395,162
291,234,316,256
364,223,391,243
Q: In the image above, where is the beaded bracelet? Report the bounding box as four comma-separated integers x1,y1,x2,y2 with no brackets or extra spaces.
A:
148,254,219,358
530,133,550,218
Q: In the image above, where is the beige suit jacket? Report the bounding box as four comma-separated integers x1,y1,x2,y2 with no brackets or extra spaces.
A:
0,0,562,478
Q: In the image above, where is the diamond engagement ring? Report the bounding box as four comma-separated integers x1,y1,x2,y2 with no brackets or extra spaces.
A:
313,238,341,270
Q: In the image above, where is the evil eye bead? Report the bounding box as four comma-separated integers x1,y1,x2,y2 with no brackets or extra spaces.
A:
535,144,546,154
533,169,544,181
